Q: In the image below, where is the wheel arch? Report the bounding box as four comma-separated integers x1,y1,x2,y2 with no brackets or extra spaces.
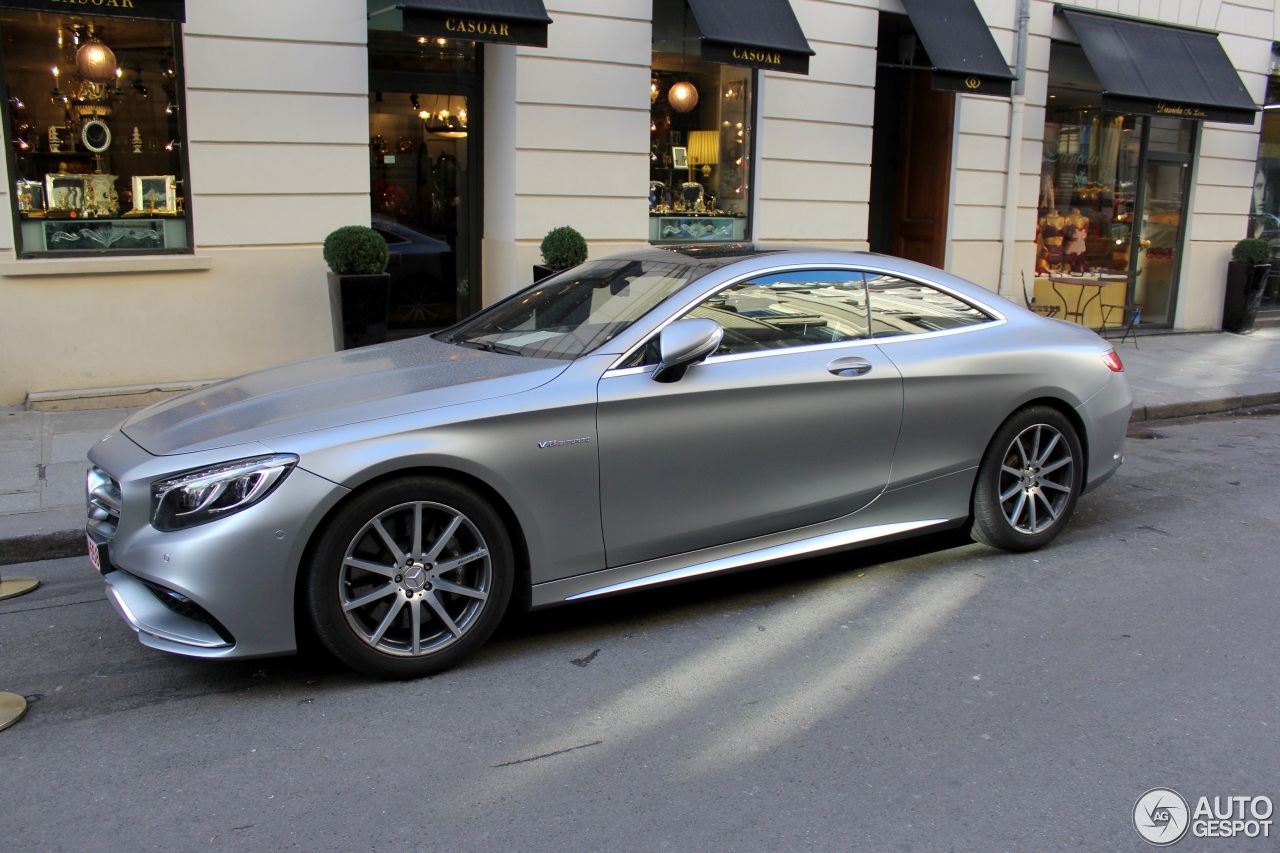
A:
972,396,1091,510
292,465,534,647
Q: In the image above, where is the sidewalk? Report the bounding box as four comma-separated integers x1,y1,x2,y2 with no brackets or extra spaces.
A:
3,328,1280,566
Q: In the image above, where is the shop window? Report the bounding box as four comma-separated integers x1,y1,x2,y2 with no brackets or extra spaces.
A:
650,0,753,243
1251,48,1280,313
1,10,190,257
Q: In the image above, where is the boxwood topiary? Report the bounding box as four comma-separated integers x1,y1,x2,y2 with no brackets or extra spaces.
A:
1231,237,1272,266
323,225,389,275
540,225,588,271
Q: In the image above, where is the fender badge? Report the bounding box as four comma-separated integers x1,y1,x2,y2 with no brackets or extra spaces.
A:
537,437,591,449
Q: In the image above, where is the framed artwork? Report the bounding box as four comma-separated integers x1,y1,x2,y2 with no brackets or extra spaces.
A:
45,174,86,214
672,146,687,170
132,175,176,213
15,180,45,213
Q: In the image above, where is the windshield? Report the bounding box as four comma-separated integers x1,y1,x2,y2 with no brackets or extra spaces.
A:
438,257,702,360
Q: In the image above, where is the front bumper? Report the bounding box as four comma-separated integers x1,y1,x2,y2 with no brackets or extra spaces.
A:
88,431,347,659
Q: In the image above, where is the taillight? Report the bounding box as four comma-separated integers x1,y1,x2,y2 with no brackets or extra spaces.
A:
1101,350,1124,372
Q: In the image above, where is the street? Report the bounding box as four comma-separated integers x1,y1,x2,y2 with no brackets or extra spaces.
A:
2,410,1278,851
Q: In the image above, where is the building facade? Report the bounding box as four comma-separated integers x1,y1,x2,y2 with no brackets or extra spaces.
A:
0,0,1275,406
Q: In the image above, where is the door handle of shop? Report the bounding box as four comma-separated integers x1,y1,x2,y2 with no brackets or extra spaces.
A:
828,356,872,377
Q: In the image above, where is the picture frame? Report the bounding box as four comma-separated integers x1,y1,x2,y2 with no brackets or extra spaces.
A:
15,179,45,213
672,145,688,170
132,175,176,214
45,174,86,214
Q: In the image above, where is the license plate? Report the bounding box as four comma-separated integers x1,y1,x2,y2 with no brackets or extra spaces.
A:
86,532,107,574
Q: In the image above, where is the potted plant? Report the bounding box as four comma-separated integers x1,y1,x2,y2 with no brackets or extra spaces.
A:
324,225,391,350
1222,237,1273,333
534,225,588,281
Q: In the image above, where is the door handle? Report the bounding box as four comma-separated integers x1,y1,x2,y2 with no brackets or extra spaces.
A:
828,356,872,377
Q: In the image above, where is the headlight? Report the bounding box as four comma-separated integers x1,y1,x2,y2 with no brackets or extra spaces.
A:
151,454,297,531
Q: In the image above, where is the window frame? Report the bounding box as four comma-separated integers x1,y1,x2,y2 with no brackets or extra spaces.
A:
0,10,194,260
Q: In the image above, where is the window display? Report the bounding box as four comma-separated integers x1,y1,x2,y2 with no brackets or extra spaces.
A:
1250,53,1280,313
650,0,753,243
1,9,190,257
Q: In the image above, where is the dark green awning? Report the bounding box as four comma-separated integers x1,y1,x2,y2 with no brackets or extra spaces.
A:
0,0,184,22
1058,6,1258,124
375,0,552,48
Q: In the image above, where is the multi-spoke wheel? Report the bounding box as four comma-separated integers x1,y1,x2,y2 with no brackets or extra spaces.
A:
971,406,1084,551
305,478,513,678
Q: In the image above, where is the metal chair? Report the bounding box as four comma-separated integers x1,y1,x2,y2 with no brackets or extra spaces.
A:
1100,301,1141,347
1022,272,1060,318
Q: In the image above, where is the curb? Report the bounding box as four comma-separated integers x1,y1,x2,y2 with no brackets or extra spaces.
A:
1131,391,1280,422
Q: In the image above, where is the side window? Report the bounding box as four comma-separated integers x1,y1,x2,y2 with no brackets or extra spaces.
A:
865,274,994,337
687,269,870,356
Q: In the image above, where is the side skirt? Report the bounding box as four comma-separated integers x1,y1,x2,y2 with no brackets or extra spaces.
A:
530,467,976,608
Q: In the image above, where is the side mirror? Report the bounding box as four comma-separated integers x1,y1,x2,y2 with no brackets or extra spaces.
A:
652,318,723,383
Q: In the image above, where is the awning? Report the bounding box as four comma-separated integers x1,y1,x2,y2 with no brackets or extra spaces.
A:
1057,6,1258,125
899,0,1015,97
0,0,184,22
380,0,552,48
686,0,814,76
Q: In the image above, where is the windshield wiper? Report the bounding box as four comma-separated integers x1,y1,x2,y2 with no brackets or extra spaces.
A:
453,339,523,356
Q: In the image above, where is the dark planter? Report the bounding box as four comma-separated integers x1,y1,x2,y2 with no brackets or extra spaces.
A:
533,264,557,282
1222,262,1271,333
328,272,391,350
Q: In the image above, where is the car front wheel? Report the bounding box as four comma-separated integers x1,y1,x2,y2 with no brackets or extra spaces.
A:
304,478,513,678
971,406,1083,552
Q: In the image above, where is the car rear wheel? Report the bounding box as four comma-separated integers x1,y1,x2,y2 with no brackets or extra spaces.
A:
971,406,1083,552
304,478,513,678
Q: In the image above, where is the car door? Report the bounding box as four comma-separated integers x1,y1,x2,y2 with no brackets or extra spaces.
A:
596,269,905,568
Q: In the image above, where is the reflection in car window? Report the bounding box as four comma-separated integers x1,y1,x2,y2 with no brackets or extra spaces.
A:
865,274,993,337
438,258,702,360
688,269,870,356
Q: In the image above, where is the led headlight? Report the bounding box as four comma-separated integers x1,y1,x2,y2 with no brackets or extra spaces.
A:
151,454,298,531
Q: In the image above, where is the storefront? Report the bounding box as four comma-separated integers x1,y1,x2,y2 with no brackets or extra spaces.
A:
1250,45,1280,316
1033,7,1258,329
647,0,811,244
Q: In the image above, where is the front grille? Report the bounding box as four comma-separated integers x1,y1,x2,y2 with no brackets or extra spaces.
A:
139,578,236,644
86,466,122,538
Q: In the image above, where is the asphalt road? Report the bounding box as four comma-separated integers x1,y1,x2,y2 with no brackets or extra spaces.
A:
2,411,1278,852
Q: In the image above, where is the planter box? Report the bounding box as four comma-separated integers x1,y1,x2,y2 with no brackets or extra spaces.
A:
1222,262,1271,334
328,272,391,350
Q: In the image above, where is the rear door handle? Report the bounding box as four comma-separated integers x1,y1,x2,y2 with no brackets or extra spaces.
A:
828,356,872,377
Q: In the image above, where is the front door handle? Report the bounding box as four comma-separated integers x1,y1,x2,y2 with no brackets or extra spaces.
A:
828,356,872,377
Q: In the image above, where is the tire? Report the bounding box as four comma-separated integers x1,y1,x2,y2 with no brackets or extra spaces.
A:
304,477,513,678
971,406,1084,552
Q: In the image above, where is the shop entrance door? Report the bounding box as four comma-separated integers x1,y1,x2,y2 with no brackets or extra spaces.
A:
369,87,474,337
1131,152,1192,327
868,18,954,267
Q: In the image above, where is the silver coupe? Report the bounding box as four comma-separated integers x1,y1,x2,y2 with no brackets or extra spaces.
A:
86,245,1131,677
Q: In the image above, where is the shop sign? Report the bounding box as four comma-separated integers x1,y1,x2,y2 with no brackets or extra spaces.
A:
0,0,184,22
404,11,548,48
701,41,809,75
1102,94,1254,125
931,71,1013,98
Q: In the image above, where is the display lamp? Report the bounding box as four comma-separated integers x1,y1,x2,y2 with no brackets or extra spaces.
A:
76,38,118,85
668,80,699,113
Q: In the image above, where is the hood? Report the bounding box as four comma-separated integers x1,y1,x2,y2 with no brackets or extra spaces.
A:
123,336,567,455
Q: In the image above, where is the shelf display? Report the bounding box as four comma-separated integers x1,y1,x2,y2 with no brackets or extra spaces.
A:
1,11,190,256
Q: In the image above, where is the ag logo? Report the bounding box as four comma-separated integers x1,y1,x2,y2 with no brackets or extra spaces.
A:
965,77,982,90
1134,788,1190,845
